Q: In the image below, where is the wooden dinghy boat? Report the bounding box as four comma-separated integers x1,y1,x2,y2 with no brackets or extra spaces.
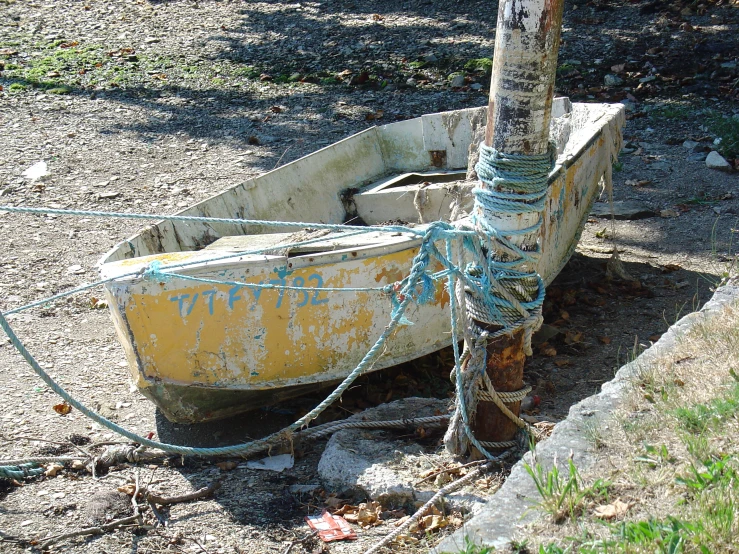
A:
98,98,624,424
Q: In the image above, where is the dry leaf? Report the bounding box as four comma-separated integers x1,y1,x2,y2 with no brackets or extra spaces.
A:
325,496,345,509
216,461,237,471
118,483,136,496
594,499,632,520
356,501,383,527
539,343,557,357
45,463,64,477
598,336,612,345
419,514,447,531
53,402,72,415
365,110,384,121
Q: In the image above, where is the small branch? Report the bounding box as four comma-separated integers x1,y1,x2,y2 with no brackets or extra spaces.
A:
40,514,142,549
364,462,494,554
147,482,220,506
148,499,167,527
132,469,143,522
13,435,93,462
38,475,218,548
414,460,487,486
282,531,318,554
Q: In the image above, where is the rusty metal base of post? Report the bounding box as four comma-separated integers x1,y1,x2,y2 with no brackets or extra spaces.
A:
470,328,525,459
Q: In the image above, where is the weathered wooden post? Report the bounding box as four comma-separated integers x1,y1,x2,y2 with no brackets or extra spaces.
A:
452,0,566,456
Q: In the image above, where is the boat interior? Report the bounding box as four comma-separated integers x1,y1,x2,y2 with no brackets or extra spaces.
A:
99,98,622,271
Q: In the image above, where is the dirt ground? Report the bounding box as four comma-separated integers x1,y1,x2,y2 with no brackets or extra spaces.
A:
1,0,738,552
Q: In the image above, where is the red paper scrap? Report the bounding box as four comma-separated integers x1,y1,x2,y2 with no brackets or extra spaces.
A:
305,511,358,542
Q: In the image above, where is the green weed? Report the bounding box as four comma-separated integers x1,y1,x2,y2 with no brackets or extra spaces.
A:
525,455,610,523
441,536,495,554
674,382,739,434
634,443,675,469
464,58,493,73
707,113,739,159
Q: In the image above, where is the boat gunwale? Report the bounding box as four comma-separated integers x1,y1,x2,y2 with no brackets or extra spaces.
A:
97,101,624,270
100,231,426,284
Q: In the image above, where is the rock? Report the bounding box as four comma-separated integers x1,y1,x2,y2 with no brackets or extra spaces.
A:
639,75,656,83
450,74,465,88
603,74,623,86
621,100,637,112
706,151,732,172
21,161,49,182
590,201,656,220
660,209,679,218
318,398,483,512
470,83,483,90
687,152,708,163
424,53,438,63
682,140,699,150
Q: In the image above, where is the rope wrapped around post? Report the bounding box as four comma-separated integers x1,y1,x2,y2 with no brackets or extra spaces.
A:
445,143,554,459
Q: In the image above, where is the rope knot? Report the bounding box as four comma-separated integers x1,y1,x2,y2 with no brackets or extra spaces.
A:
142,260,171,282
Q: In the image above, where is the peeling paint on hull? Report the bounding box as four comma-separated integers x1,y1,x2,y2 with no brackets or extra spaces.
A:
99,100,624,423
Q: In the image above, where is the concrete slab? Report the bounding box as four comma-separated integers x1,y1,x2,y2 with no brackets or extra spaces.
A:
317,397,488,513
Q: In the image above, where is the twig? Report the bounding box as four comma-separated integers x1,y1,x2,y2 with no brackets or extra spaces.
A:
38,476,218,548
414,459,487,486
41,470,145,549
40,514,142,549
282,531,318,554
182,536,211,554
148,499,167,527
364,462,495,554
13,435,93,462
272,145,293,170
132,469,143,523
147,481,220,506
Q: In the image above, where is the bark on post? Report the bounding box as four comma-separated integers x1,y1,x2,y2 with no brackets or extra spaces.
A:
471,0,565,452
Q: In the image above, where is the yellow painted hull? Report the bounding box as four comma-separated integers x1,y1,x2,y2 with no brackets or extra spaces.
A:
100,100,625,422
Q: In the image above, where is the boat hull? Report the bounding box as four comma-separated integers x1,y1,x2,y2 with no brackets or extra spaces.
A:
100,100,624,423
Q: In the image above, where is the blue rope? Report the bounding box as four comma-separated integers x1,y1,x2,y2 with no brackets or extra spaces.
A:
0,224,449,457
0,142,553,460
0,463,44,480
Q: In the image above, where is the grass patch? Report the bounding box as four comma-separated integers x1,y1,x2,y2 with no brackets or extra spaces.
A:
464,57,493,73
0,38,277,93
674,382,739,434
707,113,739,160
516,300,739,553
